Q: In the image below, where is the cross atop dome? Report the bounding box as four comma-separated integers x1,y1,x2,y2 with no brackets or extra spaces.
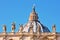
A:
32,4,35,12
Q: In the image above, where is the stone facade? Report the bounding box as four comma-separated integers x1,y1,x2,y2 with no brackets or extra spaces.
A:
0,6,60,40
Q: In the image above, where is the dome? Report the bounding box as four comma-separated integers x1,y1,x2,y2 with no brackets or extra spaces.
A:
23,21,50,32
22,6,50,32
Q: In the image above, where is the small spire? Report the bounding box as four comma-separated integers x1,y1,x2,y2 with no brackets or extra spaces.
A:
32,4,35,12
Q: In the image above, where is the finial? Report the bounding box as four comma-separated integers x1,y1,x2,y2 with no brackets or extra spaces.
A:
19,24,23,32
32,4,35,12
12,22,15,26
3,24,6,32
52,24,56,33
12,22,16,33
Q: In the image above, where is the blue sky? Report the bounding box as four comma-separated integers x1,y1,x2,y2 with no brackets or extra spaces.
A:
0,0,60,32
